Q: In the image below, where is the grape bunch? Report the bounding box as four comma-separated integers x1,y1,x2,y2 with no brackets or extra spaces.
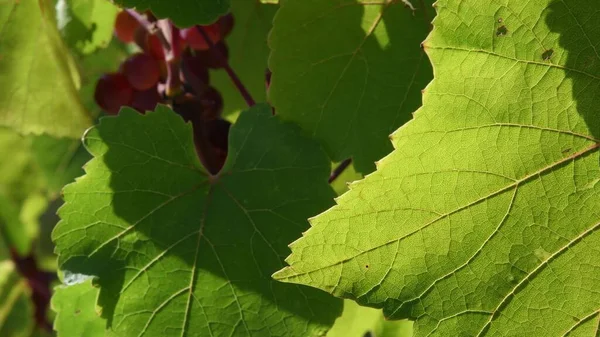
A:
94,10,235,172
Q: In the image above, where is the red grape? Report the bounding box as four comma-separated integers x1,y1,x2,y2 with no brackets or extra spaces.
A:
94,73,133,115
131,86,161,113
180,24,222,50
192,42,229,69
200,87,223,120
206,119,231,152
218,13,235,38
114,11,140,44
148,34,165,60
172,93,203,123
122,53,161,90
181,49,210,88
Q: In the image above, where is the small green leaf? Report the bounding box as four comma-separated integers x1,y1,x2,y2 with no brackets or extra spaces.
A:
0,0,92,138
327,300,412,337
113,0,230,27
269,0,433,173
54,104,342,336
56,0,119,54
52,280,105,337
275,0,600,335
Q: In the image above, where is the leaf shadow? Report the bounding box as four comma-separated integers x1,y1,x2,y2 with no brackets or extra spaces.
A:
62,104,343,335
546,0,600,140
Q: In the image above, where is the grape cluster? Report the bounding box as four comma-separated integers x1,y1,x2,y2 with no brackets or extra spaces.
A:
95,10,235,171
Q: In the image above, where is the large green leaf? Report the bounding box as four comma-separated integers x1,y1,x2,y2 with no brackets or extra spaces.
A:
56,0,119,54
275,0,600,335
0,0,91,138
0,128,45,255
53,104,342,336
212,0,277,119
52,279,105,337
269,0,433,173
112,0,229,27
0,236,35,337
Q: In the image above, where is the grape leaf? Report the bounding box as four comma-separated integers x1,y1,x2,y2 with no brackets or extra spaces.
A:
31,135,90,196
0,0,92,138
52,280,105,337
0,236,35,337
212,0,276,119
0,128,45,255
56,0,119,54
269,0,433,173
53,104,342,336
274,0,600,335
327,300,412,337
112,0,229,27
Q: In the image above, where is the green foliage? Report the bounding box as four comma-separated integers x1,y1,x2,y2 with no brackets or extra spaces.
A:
0,0,91,138
52,280,104,337
112,0,230,27
327,300,412,337
275,0,600,335
269,0,433,173
212,0,277,119
53,105,342,336
0,238,35,337
56,0,119,54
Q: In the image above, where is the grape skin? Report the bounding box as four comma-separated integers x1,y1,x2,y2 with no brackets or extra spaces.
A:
94,73,133,115
122,53,161,91
114,11,139,44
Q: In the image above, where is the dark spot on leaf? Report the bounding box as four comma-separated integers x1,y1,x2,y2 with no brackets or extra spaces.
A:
363,332,374,337
496,25,508,37
562,148,572,154
365,264,369,269
74,309,81,315
542,49,554,61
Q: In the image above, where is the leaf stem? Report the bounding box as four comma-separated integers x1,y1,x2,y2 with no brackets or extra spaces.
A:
125,9,171,52
329,158,352,184
162,21,184,97
195,26,256,107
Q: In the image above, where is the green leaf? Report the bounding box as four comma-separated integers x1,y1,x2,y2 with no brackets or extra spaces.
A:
275,0,600,335
327,300,412,337
329,161,362,196
0,237,35,337
212,0,277,119
31,135,90,196
52,280,105,337
269,0,433,173
0,0,92,138
56,0,119,54
76,40,129,118
112,0,229,27
0,128,45,255
53,104,342,336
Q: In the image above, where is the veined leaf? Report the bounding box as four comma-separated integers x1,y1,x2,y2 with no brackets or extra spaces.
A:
52,280,105,337
112,0,229,27
53,104,342,336
0,0,91,138
275,0,600,335
269,0,433,173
